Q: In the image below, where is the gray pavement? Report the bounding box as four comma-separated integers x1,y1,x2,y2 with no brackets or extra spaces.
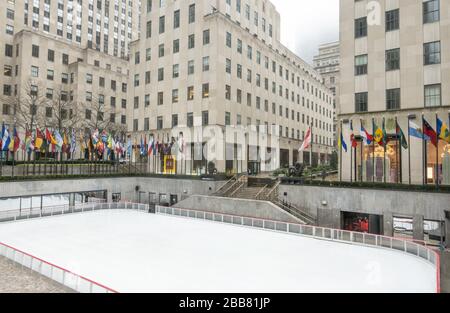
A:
0,256,74,293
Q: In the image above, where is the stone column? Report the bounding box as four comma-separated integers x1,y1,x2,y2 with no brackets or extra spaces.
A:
383,212,394,237
413,214,424,241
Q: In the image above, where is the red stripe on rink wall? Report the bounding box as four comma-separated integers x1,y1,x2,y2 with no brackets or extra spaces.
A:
0,241,119,293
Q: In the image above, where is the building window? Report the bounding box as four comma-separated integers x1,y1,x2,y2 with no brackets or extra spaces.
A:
355,92,368,112
424,84,441,107
386,48,400,71
423,0,440,24
385,9,399,32
62,53,69,65
202,56,209,72
203,29,210,45
5,44,13,57
202,111,209,126
157,116,163,130
172,114,178,128
386,88,400,110
424,41,441,65
187,113,194,128
355,17,367,38
188,4,195,24
32,45,39,58
172,89,179,103
226,32,232,48
187,86,194,101
173,39,180,53
47,69,54,80
174,10,180,29
225,112,231,126
202,83,209,98
355,55,368,75
188,34,195,49
158,92,164,105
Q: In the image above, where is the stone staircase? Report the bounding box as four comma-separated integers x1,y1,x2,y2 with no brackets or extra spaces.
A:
214,175,317,225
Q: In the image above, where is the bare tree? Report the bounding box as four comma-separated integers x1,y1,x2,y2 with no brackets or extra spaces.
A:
82,95,116,132
45,88,83,133
1,80,47,131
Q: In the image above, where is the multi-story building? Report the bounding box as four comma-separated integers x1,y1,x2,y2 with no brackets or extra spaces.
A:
0,0,140,152
340,0,450,185
1,0,140,59
1,30,129,141
313,41,339,146
129,0,335,174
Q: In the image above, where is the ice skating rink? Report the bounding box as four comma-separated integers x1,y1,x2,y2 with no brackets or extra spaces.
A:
0,210,437,293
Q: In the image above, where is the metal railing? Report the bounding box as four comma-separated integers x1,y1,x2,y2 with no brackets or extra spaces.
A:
0,201,150,224
0,201,150,293
0,202,441,293
155,205,441,293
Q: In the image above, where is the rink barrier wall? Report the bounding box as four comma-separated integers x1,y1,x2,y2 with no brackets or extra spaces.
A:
0,202,440,293
0,201,149,293
0,241,119,293
155,205,441,294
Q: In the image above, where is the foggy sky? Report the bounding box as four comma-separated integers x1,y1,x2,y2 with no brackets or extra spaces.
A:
270,0,339,64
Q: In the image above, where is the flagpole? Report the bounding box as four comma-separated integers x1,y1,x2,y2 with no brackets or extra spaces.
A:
339,121,342,183
436,113,439,188
422,114,426,185
408,115,412,185
372,118,375,183
310,124,313,182
383,117,386,184
350,120,353,183
360,119,363,182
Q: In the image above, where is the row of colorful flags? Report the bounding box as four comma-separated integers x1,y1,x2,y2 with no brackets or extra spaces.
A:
134,134,186,158
338,116,450,152
0,123,131,158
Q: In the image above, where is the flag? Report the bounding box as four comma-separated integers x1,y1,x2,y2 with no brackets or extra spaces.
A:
54,130,64,151
360,125,373,145
409,121,430,140
396,121,408,149
45,128,57,145
148,136,154,155
350,121,358,148
298,127,312,152
70,129,76,154
25,128,34,152
423,118,438,147
9,127,20,152
92,129,99,145
35,128,44,150
62,130,69,153
140,136,145,156
1,125,10,151
373,120,384,146
437,118,450,143
338,131,348,152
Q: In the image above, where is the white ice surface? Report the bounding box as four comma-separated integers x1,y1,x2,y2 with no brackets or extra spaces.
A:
0,210,437,293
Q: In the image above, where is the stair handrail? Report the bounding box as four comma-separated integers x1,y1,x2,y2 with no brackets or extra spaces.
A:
255,184,268,200
264,180,281,201
215,174,239,193
229,181,246,198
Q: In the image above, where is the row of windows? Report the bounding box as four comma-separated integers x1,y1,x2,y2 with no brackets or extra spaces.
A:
132,82,332,132
225,33,332,105
224,0,274,38
133,114,333,146
354,41,441,75
354,84,442,112
354,0,440,38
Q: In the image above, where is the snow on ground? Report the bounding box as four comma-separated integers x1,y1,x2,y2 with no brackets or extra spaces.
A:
0,210,437,293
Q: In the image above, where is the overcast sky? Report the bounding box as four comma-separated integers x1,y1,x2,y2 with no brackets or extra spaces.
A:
270,0,339,64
